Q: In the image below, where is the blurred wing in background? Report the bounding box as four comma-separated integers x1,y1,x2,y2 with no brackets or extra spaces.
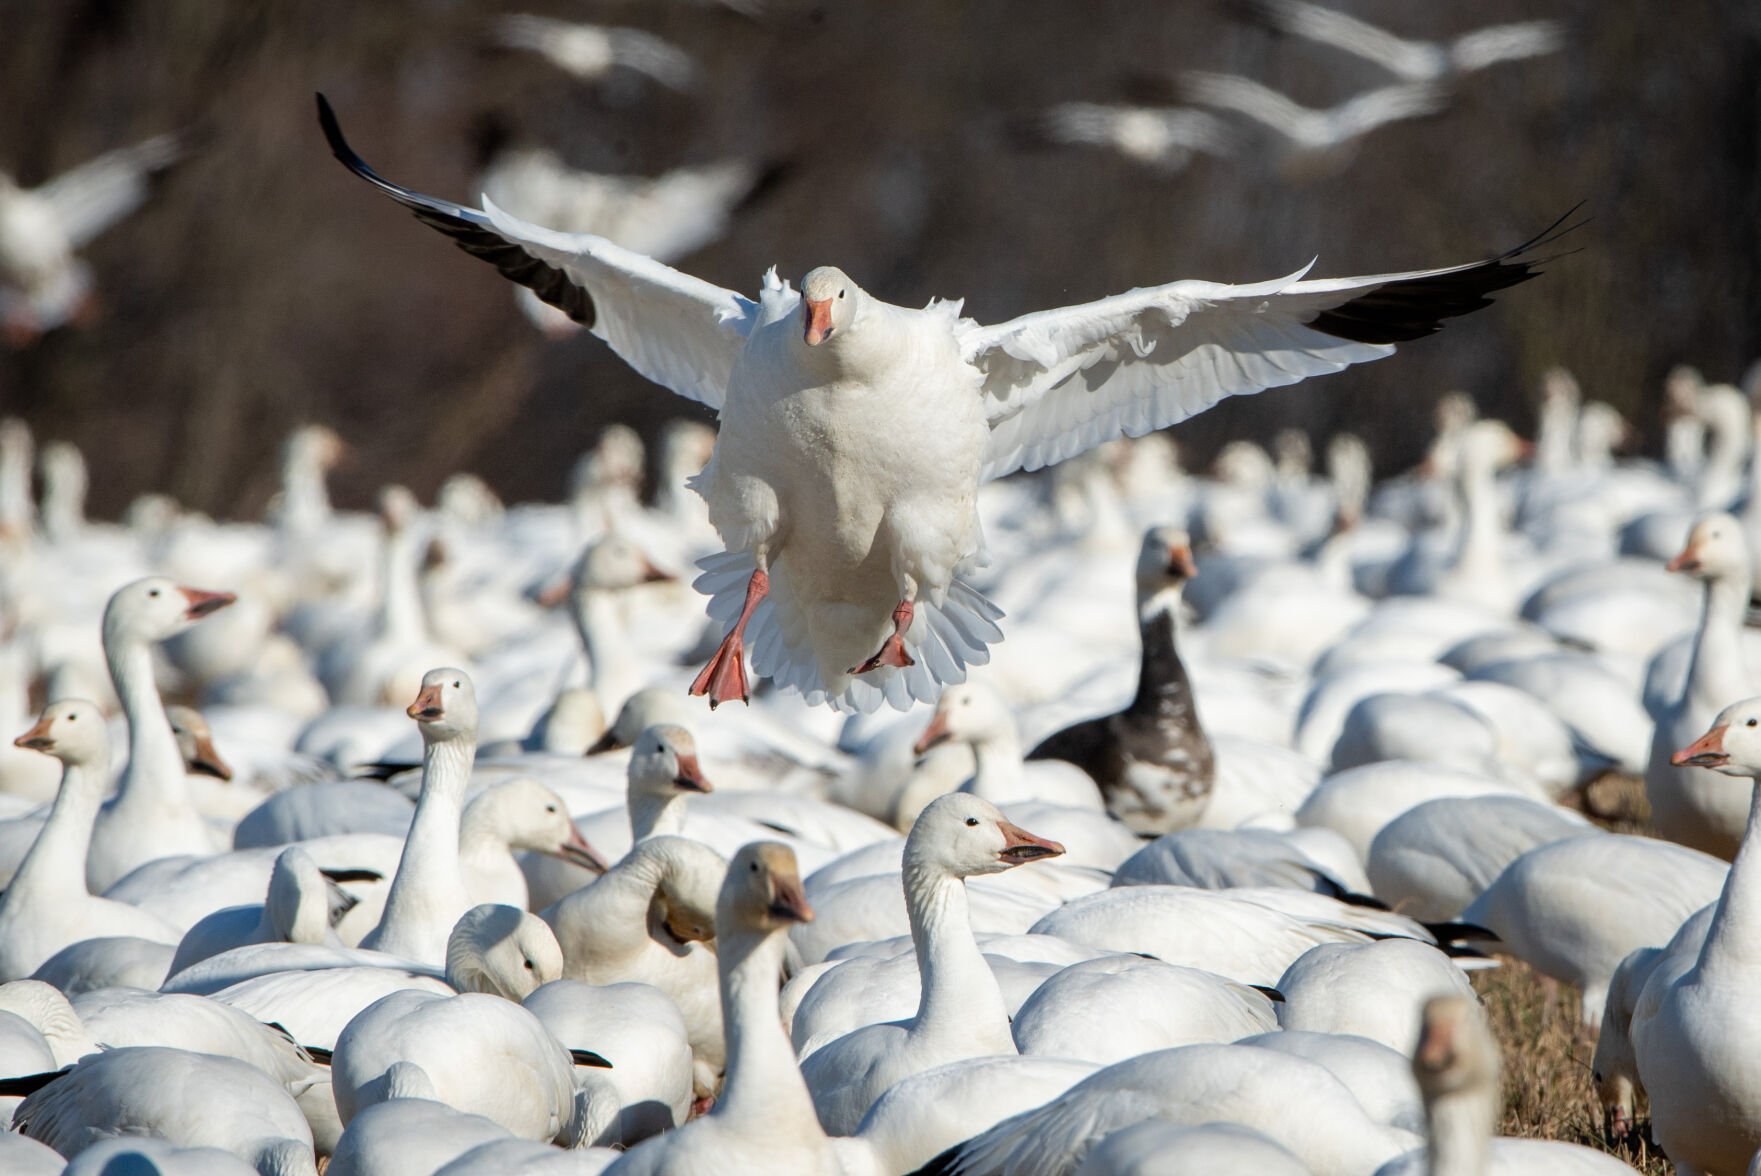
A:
964,220,1571,480
37,132,186,248
492,14,701,92
317,95,755,412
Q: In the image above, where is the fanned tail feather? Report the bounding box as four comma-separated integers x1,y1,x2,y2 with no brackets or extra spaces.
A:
691,550,1004,713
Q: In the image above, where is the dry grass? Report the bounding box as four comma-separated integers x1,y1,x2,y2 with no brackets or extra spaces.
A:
1471,770,1672,1174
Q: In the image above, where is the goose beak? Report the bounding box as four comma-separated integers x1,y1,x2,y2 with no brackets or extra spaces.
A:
1414,1017,1457,1072
1166,543,1197,579
187,732,234,782
555,825,610,874
914,711,952,757
533,576,572,608
1512,437,1537,463
585,729,623,756
803,297,835,346
768,872,815,924
672,753,713,794
996,821,1065,866
1666,544,1702,574
179,587,236,620
13,717,53,753
407,684,446,722
641,558,674,584
1673,725,1730,769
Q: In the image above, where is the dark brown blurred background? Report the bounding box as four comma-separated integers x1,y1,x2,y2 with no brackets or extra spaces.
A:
2,0,1758,518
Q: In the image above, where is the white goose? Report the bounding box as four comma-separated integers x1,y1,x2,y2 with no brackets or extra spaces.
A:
88,576,235,891
0,700,181,980
167,845,380,975
908,681,1103,817
320,97,1556,712
1646,512,1756,858
797,794,1064,1133
1631,697,1761,1174
602,842,838,1176
359,669,478,964
1242,0,1564,84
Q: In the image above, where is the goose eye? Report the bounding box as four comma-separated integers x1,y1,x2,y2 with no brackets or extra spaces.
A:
546,804,558,813
749,861,759,872
452,681,461,689
523,959,535,970
148,588,160,597
1748,719,1758,728
964,817,979,827
68,715,77,722
837,289,846,300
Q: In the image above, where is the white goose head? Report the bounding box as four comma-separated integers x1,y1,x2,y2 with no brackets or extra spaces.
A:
447,903,566,999
166,705,233,781
470,777,609,873
590,686,693,754
572,534,671,597
13,698,108,767
800,266,861,347
103,576,235,648
1672,695,1761,776
1134,525,1198,599
1667,512,1749,582
1411,993,1499,1103
629,724,713,799
914,681,1016,757
720,841,814,934
903,793,1064,879
407,667,479,743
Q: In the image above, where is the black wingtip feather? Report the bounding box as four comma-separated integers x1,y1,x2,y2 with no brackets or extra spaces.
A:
569,1048,614,1069
315,93,596,329
0,1068,70,1097
1309,207,1584,345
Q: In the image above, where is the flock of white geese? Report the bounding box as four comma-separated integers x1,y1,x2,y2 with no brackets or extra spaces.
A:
5,357,1761,1175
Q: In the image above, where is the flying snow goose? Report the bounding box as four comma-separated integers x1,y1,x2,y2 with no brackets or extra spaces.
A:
601,842,839,1176
0,131,184,346
1174,71,1446,167
796,794,1063,1133
1629,699,1761,1175
1021,103,1235,174
1242,0,1564,84
87,576,235,890
318,95,1562,713
492,14,700,92
359,669,480,964
0,700,182,980
1028,526,1213,832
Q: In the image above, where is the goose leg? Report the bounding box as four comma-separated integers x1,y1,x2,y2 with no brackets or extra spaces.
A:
850,598,916,675
689,568,769,708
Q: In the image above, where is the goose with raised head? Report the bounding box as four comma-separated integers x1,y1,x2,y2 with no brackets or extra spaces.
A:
1647,513,1757,858
540,834,727,1095
1374,994,1634,1175
563,533,674,716
797,794,1063,1133
602,841,837,1175
320,96,1558,713
10,1046,317,1176
87,576,235,891
1027,526,1213,833
0,700,182,980
359,669,478,965
1628,699,1761,1174
908,682,1102,819
168,845,381,976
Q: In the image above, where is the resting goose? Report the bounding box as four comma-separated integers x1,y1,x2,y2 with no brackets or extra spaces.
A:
319,96,1557,712
0,700,182,979
797,794,1063,1132
167,845,380,975
524,979,694,1147
908,681,1103,817
1630,698,1761,1174
359,669,479,964
602,842,838,1175
87,576,235,891
1027,526,1213,833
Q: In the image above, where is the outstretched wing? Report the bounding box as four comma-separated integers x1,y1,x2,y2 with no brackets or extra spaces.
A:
38,132,185,248
317,95,755,412
963,213,1575,481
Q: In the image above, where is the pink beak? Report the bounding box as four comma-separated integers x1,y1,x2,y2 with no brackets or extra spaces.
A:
803,297,835,346
13,716,54,752
555,824,610,874
1673,724,1730,769
408,684,445,722
179,586,236,620
914,710,952,757
673,753,713,794
1167,544,1197,579
1666,544,1701,574
995,820,1065,866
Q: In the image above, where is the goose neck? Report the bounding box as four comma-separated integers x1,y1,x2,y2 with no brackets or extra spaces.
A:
715,925,824,1134
1686,571,1752,715
5,760,104,902
629,790,685,842
1453,462,1503,573
1424,1084,1496,1176
965,735,1021,800
107,636,188,809
377,523,427,643
1695,779,1761,982
574,589,632,704
901,861,1009,1041
370,734,473,958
